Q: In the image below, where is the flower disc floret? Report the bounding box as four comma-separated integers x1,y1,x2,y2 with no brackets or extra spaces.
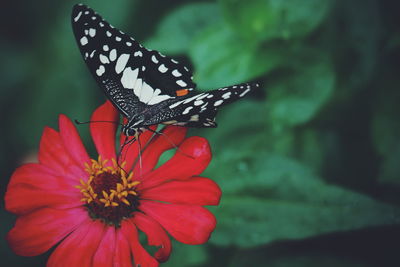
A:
76,156,140,226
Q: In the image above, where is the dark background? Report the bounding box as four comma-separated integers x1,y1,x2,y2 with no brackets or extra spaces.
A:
1,0,400,266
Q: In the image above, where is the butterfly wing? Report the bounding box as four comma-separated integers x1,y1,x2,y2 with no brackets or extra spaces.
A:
142,83,258,128
71,4,196,118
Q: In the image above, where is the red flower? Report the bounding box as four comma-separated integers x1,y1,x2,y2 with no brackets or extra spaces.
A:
5,101,221,267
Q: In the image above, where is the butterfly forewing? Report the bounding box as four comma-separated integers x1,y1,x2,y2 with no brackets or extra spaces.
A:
71,4,196,118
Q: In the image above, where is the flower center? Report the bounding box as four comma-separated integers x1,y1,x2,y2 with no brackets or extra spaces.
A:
76,156,140,226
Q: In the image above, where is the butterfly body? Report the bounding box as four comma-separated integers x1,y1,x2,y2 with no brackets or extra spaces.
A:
72,4,258,136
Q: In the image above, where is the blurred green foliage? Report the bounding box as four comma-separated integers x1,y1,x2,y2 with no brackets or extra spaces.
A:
1,0,400,266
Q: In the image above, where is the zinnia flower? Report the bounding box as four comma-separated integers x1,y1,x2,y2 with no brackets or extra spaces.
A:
5,101,221,267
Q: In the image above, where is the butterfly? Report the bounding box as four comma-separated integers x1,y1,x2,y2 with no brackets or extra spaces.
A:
71,4,259,139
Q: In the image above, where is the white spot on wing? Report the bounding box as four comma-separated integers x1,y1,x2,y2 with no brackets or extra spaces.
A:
115,54,130,74
158,64,168,73
176,80,187,87
148,88,171,105
100,54,110,64
89,50,96,58
222,92,231,99
96,65,105,76
182,106,193,115
194,100,204,106
99,22,104,27
106,31,112,37
172,69,182,77
109,49,117,61
80,36,88,46
214,100,223,106
169,100,184,109
115,36,122,41
74,11,82,22
121,67,139,89
183,95,199,104
103,45,109,51
196,94,208,100
126,42,132,46
140,82,154,103
151,55,159,63
190,115,199,121
89,28,96,37
239,88,251,97
133,78,142,97
134,51,143,57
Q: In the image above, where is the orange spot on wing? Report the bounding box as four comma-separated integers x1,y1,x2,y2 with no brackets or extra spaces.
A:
176,89,189,96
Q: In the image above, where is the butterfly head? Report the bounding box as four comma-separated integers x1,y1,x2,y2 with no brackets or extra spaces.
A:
122,125,138,137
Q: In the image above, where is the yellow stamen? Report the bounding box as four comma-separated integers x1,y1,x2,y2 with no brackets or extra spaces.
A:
77,157,141,208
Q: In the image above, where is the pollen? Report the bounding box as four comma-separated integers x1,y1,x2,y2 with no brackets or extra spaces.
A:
76,155,140,226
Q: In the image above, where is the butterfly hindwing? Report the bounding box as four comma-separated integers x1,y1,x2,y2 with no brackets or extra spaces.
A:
140,83,258,128
71,4,196,118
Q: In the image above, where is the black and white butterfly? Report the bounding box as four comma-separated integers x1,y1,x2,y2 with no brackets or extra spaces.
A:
72,4,258,138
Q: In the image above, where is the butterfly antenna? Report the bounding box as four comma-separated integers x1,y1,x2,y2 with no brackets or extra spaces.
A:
117,135,136,176
117,132,157,177
74,119,124,127
136,132,143,179
145,127,195,160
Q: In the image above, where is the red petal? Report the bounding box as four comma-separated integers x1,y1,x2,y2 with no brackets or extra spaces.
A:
140,177,221,206
39,127,70,175
139,137,211,190
5,164,81,215
90,101,119,163
47,220,106,267
7,163,76,189
5,163,80,214
131,212,171,262
114,229,133,267
140,200,216,245
93,226,116,267
131,126,187,178
7,207,88,256
119,125,157,173
59,114,90,169
121,220,159,267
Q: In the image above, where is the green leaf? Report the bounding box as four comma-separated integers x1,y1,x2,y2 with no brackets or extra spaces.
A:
207,153,400,247
84,0,136,26
333,0,381,94
189,24,285,89
145,3,222,54
371,77,400,185
266,55,335,128
195,100,267,151
161,240,208,267
230,248,367,267
219,0,333,41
